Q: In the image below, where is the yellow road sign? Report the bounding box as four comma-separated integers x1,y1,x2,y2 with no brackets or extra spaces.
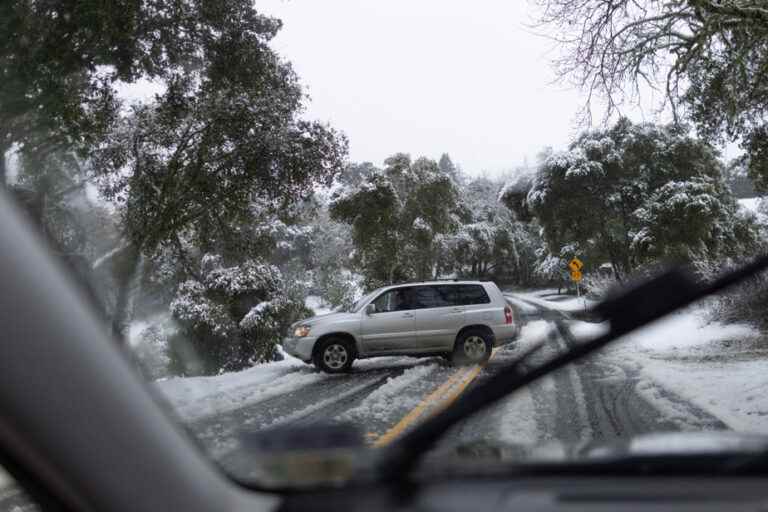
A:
568,258,583,272
570,269,583,282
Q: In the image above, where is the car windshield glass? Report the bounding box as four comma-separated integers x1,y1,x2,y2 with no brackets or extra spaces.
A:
350,290,379,313
3,0,768,495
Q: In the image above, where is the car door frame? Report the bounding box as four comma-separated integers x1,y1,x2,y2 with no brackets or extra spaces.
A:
359,286,418,354
411,284,465,352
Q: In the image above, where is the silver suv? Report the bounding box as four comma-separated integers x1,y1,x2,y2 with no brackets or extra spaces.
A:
283,281,519,373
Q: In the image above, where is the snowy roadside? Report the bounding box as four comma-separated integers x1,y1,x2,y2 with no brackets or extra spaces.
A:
153,295,340,421
577,307,768,433
155,345,437,423
154,351,319,422
520,286,768,433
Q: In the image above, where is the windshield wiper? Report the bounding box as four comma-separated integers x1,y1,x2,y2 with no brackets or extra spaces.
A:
376,254,768,480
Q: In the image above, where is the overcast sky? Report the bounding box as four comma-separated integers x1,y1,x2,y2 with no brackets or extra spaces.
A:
256,0,592,176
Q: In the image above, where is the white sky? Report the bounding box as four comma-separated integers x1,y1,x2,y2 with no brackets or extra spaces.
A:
115,1,738,177
256,0,590,176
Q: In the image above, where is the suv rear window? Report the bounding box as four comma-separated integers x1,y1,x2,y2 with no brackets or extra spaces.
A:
410,284,491,308
456,284,491,305
413,286,454,308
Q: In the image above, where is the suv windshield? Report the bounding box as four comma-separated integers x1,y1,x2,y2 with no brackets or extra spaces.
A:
350,290,380,313
3,0,768,496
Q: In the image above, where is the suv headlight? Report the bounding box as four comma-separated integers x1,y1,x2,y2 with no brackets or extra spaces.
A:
293,325,311,337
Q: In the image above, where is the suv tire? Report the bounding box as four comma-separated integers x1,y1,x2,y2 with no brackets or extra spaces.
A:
451,329,492,366
313,337,355,374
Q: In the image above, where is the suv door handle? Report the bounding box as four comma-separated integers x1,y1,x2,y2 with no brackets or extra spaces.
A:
402,312,414,318
452,307,464,313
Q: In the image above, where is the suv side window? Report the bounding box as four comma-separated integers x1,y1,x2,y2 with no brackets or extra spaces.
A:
413,285,457,309
371,287,415,313
457,284,491,305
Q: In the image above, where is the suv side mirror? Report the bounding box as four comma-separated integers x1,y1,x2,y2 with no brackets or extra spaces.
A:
365,304,376,316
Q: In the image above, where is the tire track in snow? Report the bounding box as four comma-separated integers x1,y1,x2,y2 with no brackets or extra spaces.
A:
443,293,726,457
550,304,727,439
187,358,443,457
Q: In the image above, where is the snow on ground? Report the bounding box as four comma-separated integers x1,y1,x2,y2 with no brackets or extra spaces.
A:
155,347,435,423
265,377,383,428
568,320,609,340
618,307,759,352
632,357,768,432
504,295,539,315
496,387,538,445
514,291,598,313
634,377,719,431
494,319,556,444
519,319,551,346
354,355,438,371
342,363,440,422
155,357,320,421
0,467,10,491
596,306,768,432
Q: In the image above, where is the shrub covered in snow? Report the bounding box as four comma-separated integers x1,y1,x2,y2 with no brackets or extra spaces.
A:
581,272,620,300
708,273,768,330
132,323,173,380
168,255,310,375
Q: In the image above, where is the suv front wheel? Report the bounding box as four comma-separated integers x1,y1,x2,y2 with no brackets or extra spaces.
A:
313,337,355,373
452,329,492,366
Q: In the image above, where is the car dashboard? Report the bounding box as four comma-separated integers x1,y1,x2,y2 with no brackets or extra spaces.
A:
279,476,768,512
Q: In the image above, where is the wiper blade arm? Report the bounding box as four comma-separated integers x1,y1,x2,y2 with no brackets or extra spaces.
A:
377,254,768,480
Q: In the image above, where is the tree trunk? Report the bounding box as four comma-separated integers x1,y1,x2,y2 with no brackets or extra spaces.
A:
618,195,635,271
610,257,624,284
111,242,144,342
388,262,398,284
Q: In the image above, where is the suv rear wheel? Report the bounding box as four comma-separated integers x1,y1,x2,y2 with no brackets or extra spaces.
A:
451,329,492,366
313,337,355,374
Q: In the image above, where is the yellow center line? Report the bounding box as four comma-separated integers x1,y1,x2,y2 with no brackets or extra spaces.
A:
371,367,468,447
372,348,499,447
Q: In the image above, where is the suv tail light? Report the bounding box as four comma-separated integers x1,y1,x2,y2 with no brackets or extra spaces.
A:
504,305,513,324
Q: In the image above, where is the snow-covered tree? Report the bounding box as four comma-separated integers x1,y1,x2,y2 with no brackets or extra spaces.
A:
535,0,768,192
438,153,463,185
84,6,347,337
446,176,543,285
330,155,461,286
502,119,760,280
533,251,570,292
169,255,310,375
632,178,760,263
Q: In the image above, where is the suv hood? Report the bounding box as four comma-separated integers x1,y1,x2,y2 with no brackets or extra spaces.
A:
294,311,359,328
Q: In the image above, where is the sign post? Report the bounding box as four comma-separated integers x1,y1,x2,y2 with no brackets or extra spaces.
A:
568,258,584,297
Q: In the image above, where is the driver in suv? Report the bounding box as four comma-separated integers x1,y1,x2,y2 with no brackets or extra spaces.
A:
283,281,519,373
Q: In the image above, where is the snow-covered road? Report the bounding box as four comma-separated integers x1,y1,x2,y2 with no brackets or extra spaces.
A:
3,292,765,510
150,292,767,478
